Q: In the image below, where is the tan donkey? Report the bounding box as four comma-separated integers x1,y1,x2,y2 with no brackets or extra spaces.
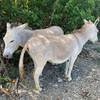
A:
19,19,99,93
3,23,64,58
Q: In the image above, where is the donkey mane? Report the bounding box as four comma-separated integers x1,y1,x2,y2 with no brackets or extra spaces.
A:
8,22,32,30
72,23,88,34
9,22,21,28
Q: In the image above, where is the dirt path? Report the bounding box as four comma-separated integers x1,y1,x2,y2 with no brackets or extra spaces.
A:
0,42,100,100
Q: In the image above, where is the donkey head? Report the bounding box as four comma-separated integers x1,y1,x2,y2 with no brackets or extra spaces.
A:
83,18,99,43
3,23,28,58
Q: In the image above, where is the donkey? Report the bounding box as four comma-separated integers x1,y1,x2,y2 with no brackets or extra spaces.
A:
3,23,64,58
19,19,99,93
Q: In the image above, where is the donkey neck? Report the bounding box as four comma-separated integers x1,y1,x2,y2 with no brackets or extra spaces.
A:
74,30,90,47
17,29,33,47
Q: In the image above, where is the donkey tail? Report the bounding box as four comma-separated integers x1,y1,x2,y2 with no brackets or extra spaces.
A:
19,43,28,80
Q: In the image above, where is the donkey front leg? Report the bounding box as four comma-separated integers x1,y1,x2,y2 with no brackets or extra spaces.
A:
33,60,46,93
66,54,78,81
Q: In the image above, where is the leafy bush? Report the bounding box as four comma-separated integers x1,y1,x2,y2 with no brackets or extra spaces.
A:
0,0,99,33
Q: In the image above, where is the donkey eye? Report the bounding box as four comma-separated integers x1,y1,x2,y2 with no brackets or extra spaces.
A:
10,40,14,43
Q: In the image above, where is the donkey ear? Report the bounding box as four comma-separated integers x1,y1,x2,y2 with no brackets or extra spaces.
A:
7,23,11,28
94,17,100,26
83,19,88,24
17,23,28,29
89,20,93,24
89,20,92,22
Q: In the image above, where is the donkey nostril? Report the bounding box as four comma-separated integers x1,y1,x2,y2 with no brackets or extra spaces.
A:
6,55,8,58
6,55,9,58
3,52,12,58
3,53,9,58
5,54,12,58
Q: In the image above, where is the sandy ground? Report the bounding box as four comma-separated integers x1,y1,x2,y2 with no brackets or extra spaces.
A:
0,42,100,100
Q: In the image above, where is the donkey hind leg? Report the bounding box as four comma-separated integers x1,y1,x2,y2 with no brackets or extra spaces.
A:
64,60,70,80
66,54,78,81
33,61,46,93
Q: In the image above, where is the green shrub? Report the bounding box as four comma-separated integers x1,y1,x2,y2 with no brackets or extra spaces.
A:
0,0,99,32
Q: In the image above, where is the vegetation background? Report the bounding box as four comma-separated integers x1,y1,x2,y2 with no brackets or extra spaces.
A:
0,0,100,34
0,0,100,88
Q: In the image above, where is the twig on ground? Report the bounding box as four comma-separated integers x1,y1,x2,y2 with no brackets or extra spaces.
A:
0,85,16,100
13,77,19,94
19,82,29,90
19,82,36,99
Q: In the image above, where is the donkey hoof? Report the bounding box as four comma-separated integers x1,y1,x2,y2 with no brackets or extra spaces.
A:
33,86,42,94
33,89,40,94
68,77,72,81
64,74,68,81
33,88,42,94
38,87,42,92
64,75,72,81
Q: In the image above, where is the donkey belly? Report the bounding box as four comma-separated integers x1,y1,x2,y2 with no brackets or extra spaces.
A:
48,48,71,64
48,41,77,64
48,57,69,64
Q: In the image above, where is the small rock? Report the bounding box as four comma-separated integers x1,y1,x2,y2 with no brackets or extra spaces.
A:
42,88,45,91
86,75,92,79
58,78,63,83
92,68,96,71
76,76,81,81
64,89,68,93
73,93,79,98
40,83,43,87
53,84,58,88
40,77,43,81
48,83,52,85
